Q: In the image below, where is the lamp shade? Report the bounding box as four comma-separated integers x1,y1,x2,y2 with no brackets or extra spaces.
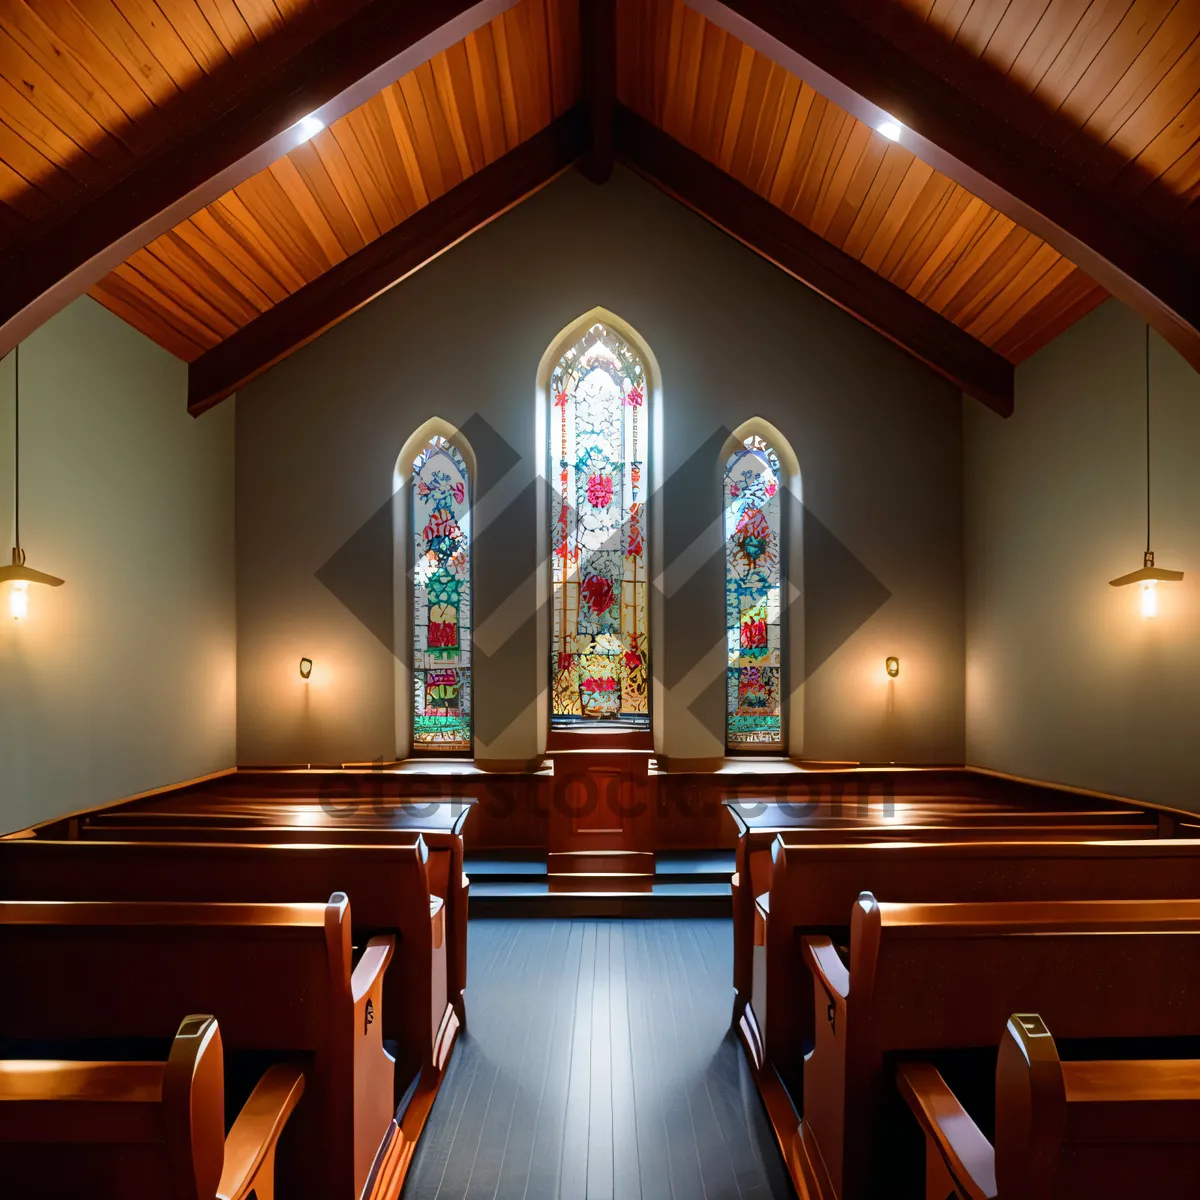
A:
0,548,63,587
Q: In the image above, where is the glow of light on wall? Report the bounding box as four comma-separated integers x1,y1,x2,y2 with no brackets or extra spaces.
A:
876,118,903,142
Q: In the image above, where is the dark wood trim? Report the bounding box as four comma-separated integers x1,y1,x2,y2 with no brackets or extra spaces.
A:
0,0,522,360
578,0,616,184
614,106,1014,414
690,0,1200,375
188,108,587,414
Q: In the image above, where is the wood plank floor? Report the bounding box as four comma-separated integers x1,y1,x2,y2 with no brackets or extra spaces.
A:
403,918,793,1200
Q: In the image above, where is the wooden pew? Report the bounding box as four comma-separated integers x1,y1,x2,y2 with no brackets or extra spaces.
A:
73,800,472,1021
0,1014,304,1200
726,797,1160,1027
794,895,1200,1200
748,837,1200,1087
899,1012,1200,1200
0,837,456,1086
0,895,394,1200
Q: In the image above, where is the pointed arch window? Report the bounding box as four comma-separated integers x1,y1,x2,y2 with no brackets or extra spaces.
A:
412,435,472,752
725,434,784,751
549,322,650,728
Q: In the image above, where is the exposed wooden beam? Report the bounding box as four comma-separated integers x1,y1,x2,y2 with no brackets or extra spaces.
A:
579,0,617,184
614,106,1013,414
188,109,587,415
689,0,1200,374
0,0,521,360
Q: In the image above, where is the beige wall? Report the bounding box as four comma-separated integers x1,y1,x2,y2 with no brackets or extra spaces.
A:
0,297,236,833
235,166,965,766
966,299,1200,810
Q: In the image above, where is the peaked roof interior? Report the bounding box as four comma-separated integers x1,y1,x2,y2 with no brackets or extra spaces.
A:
0,0,1196,416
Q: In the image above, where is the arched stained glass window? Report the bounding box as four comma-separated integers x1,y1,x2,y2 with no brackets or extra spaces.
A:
412,436,471,752
550,323,649,728
725,435,784,751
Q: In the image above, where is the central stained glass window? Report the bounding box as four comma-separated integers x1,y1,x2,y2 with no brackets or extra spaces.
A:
550,323,649,727
412,435,472,752
725,434,784,750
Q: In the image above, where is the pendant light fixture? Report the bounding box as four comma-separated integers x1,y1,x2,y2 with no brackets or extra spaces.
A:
0,342,64,620
1108,324,1182,617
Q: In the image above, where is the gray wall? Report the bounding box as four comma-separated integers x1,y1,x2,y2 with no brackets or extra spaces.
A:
236,165,965,766
966,299,1200,810
0,297,236,833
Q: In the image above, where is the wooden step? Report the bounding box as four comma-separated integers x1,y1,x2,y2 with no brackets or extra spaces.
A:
548,872,655,894
548,850,654,875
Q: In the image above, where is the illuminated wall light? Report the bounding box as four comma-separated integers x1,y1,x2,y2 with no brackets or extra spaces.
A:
876,118,903,142
1141,580,1158,619
9,580,28,621
885,656,900,678
299,657,313,681
294,114,324,143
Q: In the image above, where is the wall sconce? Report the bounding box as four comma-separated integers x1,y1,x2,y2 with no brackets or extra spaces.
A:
299,657,313,681
885,656,900,679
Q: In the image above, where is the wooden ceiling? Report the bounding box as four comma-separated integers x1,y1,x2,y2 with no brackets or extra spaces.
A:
618,0,1107,364
88,0,580,360
848,0,1200,260
0,0,1196,414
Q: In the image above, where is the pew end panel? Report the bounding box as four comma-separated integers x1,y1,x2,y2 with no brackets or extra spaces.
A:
350,934,398,1200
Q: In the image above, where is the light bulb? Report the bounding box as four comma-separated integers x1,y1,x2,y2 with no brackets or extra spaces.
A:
9,580,28,621
877,118,903,142
1141,579,1157,618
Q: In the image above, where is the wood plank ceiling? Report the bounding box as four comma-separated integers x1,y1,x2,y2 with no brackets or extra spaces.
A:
619,0,1108,363
0,0,1196,396
82,0,580,360
0,0,331,250
848,0,1200,261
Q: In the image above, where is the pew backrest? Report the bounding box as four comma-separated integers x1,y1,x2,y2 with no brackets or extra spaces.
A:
0,837,442,1074
0,895,390,1200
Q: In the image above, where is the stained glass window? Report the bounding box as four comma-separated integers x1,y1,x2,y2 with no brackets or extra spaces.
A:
725,435,784,750
412,436,472,752
550,323,649,727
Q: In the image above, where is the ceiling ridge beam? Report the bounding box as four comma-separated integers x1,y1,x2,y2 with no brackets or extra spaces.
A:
687,0,1200,374
0,0,523,360
614,105,1013,414
187,107,588,416
579,0,617,184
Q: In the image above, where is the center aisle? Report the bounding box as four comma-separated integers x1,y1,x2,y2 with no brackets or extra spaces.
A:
402,918,794,1199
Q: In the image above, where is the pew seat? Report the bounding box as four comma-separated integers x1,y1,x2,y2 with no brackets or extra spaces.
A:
0,1014,304,1200
0,837,456,1086
744,837,1200,1089
72,802,471,1019
898,1013,1200,1200
795,894,1200,1200
0,894,394,1200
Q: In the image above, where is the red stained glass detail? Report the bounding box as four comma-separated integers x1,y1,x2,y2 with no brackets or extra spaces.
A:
741,618,768,650
581,574,615,614
586,473,614,507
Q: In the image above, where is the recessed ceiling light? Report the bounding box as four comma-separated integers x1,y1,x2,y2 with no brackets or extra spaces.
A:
877,119,903,142
294,114,324,142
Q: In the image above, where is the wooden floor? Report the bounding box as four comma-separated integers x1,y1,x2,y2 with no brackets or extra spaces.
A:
402,918,793,1200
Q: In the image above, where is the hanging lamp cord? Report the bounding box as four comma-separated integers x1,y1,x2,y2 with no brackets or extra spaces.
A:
12,343,18,559
1145,323,1151,556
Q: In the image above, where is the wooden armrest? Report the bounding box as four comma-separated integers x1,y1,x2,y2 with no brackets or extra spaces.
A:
802,935,849,1000
897,1061,996,1200
216,1063,305,1200
352,934,396,1004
